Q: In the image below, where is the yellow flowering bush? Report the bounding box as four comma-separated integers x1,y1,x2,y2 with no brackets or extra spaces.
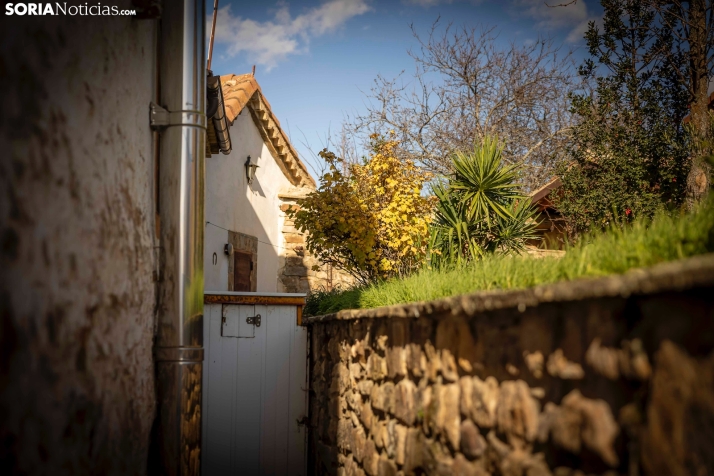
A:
289,134,434,284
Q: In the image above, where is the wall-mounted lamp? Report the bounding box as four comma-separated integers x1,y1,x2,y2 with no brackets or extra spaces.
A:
245,155,259,184
224,243,233,256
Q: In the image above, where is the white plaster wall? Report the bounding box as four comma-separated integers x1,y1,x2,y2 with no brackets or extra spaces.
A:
0,5,157,474
205,108,293,292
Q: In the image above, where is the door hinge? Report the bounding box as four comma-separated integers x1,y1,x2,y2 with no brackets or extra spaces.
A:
246,314,261,327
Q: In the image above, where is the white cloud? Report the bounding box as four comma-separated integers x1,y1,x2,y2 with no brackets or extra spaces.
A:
402,0,486,6
513,0,598,43
212,0,371,71
403,0,455,6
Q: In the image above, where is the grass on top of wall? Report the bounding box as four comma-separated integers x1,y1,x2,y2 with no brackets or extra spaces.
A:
304,195,714,317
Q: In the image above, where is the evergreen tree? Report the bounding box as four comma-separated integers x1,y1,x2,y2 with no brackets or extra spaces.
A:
556,0,691,236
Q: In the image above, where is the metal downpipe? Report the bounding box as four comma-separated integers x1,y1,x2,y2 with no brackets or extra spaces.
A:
154,0,206,474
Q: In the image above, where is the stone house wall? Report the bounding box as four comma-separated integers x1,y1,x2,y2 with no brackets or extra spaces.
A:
305,255,714,476
0,4,158,474
278,194,355,294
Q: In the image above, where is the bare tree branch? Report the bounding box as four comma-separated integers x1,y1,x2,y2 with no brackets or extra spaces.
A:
344,21,580,191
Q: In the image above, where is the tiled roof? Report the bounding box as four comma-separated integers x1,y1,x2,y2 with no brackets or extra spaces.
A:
214,73,315,188
529,176,562,210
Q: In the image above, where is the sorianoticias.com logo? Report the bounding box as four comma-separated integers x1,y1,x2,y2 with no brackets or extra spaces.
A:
5,3,136,16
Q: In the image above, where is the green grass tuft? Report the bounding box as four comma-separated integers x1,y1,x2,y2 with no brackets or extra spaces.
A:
304,196,714,317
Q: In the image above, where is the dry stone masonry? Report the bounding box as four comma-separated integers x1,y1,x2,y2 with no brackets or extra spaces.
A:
278,190,355,293
305,254,714,475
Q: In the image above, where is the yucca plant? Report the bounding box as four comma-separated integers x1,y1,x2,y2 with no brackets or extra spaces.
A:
429,137,539,267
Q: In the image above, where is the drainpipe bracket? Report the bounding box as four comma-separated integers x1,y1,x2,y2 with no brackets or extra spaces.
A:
150,102,207,130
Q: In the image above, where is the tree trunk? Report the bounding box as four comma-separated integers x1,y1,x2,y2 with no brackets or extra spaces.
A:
686,0,712,206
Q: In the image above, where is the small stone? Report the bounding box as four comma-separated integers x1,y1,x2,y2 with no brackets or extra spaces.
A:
497,380,540,449
541,390,620,467
363,439,379,476
338,418,353,451
452,454,489,476
562,389,619,467
436,383,461,450
523,350,544,379
408,343,425,377
585,338,620,380
546,349,584,380
346,390,361,412
371,381,395,414
460,419,486,460
351,425,368,463
358,379,374,396
350,362,364,380
360,400,374,432
459,376,473,418
387,347,408,378
421,438,454,475
367,354,388,381
441,350,459,382
424,342,441,382
377,457,398,476
394,424,407,466
403,428,424,473
375,420,387,449
506,363,520,376
458,358,473,373
530,387,546,399
394,379,417,425
386,419,397,458
332,362,352,395
470,376,500,428
376,335,389,351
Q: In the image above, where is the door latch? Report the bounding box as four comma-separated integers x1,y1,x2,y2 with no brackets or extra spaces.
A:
246,314,261,327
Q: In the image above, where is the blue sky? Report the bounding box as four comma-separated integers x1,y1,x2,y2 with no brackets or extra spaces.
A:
209,0,603,177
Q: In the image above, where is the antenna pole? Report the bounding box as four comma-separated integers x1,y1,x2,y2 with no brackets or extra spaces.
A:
207,0,219,71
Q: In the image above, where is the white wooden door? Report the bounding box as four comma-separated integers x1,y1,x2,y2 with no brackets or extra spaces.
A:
202,300,308,475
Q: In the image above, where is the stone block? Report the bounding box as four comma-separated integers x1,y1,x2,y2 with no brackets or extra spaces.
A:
387,347,407,378
367,354,388,381
424,342,441,382
421,438,454,475
394,423,407,466
385,419,397,458
338,418,353,451
459,419,486,460
359,399,374,433
441,349,459,382
394,379,417,425
375,420,387,449
331,362,351,396
358,379,374,396
435,383,461,450
459,376,472,418
363,440,379,476
452,454,489,476
546,349,584,380
371,381,395,414
377,457,398,476
351,425,368,463
283,265,308,277
403,428,424,473
408,343,425,378
641,340,714,475
497,380,540,449
470,376,500,428
283,233,304,244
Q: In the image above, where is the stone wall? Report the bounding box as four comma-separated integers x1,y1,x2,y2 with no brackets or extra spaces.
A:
305,255,714,476
278,194,355,294
0,5,158,474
